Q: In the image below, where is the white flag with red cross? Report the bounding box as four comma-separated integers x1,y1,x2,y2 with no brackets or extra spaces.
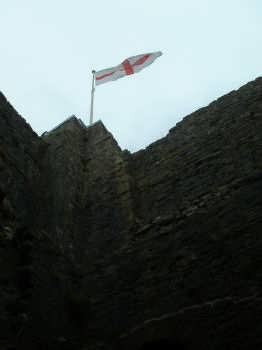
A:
94,51,162,85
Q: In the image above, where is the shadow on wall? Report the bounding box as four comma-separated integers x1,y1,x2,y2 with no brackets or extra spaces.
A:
139,338,187,350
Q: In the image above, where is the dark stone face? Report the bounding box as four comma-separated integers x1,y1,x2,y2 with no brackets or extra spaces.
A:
139,339,186,350
1,77,262,350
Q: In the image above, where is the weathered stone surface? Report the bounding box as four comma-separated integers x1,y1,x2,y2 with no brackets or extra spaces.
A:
0,92,44,349
0,78,262,349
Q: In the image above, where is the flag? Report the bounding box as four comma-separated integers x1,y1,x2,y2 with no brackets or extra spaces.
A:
95,51,162,86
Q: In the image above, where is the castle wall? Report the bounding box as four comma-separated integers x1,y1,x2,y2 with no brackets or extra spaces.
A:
0,92,43,349
0,78,262,349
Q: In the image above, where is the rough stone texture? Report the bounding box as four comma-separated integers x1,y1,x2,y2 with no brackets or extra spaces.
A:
0,92,44,349
0,77,262,349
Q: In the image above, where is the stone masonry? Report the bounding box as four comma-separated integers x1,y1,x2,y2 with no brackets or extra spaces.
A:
0,77,262,349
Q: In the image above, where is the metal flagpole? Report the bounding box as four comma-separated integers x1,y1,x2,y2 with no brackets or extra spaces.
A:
89,70,96,125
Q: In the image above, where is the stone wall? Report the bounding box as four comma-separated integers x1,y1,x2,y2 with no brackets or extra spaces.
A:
0,92,44,349
0,78,262,349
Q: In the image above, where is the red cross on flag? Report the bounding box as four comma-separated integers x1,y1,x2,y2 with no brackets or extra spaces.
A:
95,51,162,86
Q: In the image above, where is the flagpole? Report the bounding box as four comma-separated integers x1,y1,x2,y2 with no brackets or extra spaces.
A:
89,70,96,125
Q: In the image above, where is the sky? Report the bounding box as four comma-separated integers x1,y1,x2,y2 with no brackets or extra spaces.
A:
1,0,262,151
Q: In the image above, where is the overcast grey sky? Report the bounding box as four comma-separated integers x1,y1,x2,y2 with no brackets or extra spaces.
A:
1,0,262,151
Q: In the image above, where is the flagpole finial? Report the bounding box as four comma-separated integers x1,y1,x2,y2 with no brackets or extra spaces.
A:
92,70,96,74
